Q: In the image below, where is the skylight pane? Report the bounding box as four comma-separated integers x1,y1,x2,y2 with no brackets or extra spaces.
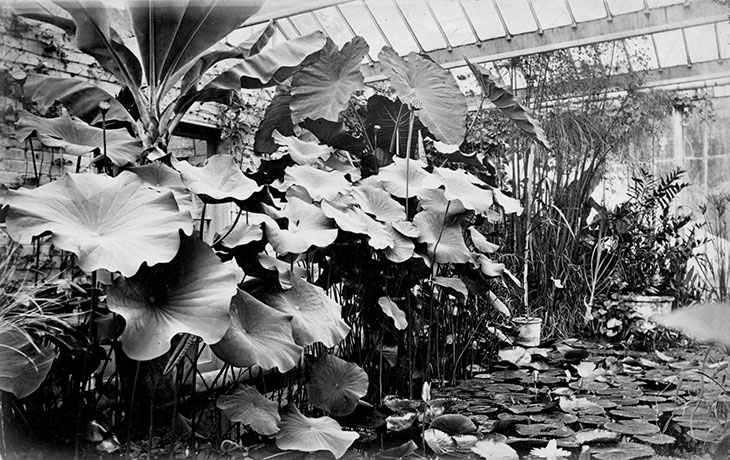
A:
428,1,475,46
289,13,321,36
684,24,719,63
450,66,478,96
567,0,607,22
363,0,419,55
646,0,684,7
606,0,644,14
494,0,538,35
718,22,730,60
313,7,354,48
460,0,507,41
338,2,388,59
624,35,659,70
227,24,267,46
652,30,688,68
276,19,299,39
532,0,573,30
596,41,630,74
398,1,447,52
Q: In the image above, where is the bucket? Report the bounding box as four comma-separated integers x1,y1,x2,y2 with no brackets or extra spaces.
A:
513,316,542,347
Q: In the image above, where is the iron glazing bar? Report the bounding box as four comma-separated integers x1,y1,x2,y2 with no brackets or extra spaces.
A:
527,0,543,34
334,5,374,64
491,0,512,40
274,20,290,40
457,0,481,45
424,0,453,50
390,0,425,53
681,28,692,68
243,0,356,27
563,0,578,28
360,0,392,48
286,17,302,36
603,0,614,21
309,12,331,39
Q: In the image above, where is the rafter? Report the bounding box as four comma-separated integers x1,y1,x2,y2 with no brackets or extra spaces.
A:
360,1,728,82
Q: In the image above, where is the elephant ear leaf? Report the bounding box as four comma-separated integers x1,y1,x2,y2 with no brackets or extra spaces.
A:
290,36,369,125
254,85,294,154
217,385,281,436
17,111,141,166
378,47,467,145
465,58,551,150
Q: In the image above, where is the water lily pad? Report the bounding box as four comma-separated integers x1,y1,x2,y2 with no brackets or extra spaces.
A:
423,428,456,454
385,412,417,432
430,414,476,435
211,290,302,372
591,442,655,460
605,420,659,435
516,423,574,438
498,347,531,367
578,415,611,426
574,429,620,445
307,355,368,417
609,406,659,421
375,440,417,460
275,404,359,459
559,397,605,416
174,154,261,203
378,297,407,330
5,172,193,277
530,413,578,425
633,433,675,444
470,439,518,460
217,385,280,436
107,235,237,360
263,197,338,255
260,275,349,347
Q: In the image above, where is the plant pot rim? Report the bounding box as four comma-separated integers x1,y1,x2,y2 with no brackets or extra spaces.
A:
513,316,543,324
619,295,675,302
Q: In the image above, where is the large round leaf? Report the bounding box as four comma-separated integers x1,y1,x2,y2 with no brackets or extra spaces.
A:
413,211,470,264
5,172,193,277
378,47,466,144
383,224,415,263
272,130,332,166
0,330,55,399
128,162,193,214
352,185,405,222
376,157,431,199
263,197,338,255
255,86,294,154
17,111,142,166
211,289,302,372
365,95,426,156
307,354,368,416
378,297,408,330
279,166,351,202
290,37,368,125
107,235,237,361
217,385,281,436
173,154,261,203
321,200,394,250
259,275,350,347
423,167,494,215
275,404,359,459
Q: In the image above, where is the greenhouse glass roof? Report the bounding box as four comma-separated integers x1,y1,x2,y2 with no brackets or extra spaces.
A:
230,0,730,98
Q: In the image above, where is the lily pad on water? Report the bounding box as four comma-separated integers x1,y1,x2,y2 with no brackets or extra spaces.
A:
217,385,280,436
591,442,655,460
107,235,237,360
605,420,659,435
423,428,456,454
429,414,476,435
375,440,418,460
211,290,302,372
559,396,605,416
516,423,575,438
5,172,193,277
385,412,417,432
574,429,621,445
259,274,350,347
275,404,359,459
173,154,261,203
498,347,531,367
470,439,518,460
307,355,368,417
633,433,675,444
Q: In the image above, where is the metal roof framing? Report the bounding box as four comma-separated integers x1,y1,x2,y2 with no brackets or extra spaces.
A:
360,1,728,81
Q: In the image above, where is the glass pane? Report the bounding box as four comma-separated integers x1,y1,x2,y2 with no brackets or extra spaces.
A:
647,0,684,7
289,13,321,36
276,18,299,39
652,30,687,67
596,41,630,74
313,7,356,48
398,1,447,51
227,24,267,46
428,1,476,46
567,0,607,22
338,2,389,59
460,0,507,41
624,35,659,70
363,0,419,55
606,0,644,14
532,0,573,30
450,66,478,96
684,24,719,63
494,0,538,35
718,22,730,60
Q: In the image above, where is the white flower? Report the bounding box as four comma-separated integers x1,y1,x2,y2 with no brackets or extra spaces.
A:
530,439,570,459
